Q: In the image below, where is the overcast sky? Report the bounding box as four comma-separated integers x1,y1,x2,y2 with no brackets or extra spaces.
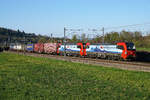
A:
0,0,150,36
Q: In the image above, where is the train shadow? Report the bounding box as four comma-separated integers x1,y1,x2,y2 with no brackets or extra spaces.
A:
136,51,150,62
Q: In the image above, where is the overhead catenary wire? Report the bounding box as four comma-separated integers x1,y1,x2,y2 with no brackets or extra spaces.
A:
47,22,150,39
104,22,150,30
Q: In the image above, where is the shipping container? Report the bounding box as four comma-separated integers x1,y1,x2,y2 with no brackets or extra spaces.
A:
10,43,25,51
26,44,34,52
9,43,15,50
44,43,57,54
34,43,44,53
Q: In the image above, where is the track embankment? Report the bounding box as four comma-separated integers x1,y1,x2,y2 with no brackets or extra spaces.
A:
6,51,150,72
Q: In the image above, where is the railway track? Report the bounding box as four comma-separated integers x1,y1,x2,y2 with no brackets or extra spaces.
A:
6,51,150,72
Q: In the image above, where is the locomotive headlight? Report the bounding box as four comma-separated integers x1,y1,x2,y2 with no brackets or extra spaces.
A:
133,46,135,49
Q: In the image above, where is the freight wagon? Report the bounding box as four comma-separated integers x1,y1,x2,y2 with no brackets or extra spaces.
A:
34,43,44,53
10,43,26,51
44,43,58,54
26,44,34,52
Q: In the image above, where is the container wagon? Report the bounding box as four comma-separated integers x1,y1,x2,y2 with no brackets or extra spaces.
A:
34,43,44,53
44,43,58,54
26,44,34,52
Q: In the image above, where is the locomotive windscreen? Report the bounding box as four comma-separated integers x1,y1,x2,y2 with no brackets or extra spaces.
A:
126,43,135,50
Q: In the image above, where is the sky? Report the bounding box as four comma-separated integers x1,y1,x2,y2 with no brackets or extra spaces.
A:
0,0,150,36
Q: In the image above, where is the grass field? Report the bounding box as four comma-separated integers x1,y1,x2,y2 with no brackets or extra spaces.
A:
136,48,150,52
0,52,150,100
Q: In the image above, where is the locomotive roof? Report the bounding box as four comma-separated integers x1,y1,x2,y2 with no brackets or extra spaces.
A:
61,43,77,45
90,43,115,45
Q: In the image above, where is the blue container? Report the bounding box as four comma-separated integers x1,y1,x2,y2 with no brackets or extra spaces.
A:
27,44,34,51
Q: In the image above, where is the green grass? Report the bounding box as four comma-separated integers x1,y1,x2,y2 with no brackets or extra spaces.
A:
0,52,150,100
136,48,150,52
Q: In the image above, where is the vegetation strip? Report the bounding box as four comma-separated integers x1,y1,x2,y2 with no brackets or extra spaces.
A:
8,51,150,72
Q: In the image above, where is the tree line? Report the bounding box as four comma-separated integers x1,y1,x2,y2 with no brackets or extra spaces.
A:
69,31,150,48
0,27,150,48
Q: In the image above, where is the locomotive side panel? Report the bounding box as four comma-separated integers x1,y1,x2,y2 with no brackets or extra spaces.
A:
86,44,123,59
58,44,80,56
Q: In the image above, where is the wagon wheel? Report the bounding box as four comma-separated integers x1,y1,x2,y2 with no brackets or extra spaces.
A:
38,50,41,53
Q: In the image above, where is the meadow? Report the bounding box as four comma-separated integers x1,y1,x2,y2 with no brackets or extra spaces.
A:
136,48,150,52
0,52,150,100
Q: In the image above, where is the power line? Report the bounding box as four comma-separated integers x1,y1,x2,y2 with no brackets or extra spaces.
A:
105,22,150,30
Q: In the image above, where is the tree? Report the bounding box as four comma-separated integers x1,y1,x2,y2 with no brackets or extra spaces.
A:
104,32,120,43
133,31,142,40
120,30,134,42
81,33,86,42
71,34,78,43
93,36,101,43
38,37,47,43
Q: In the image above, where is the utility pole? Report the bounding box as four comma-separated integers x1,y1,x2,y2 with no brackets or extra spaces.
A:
102,27,105,43
9,32,11,45
64,27,66,57
7,32,11,50
63,27,82,57
23,35,26,54
51,33,53,42
51,33,53,39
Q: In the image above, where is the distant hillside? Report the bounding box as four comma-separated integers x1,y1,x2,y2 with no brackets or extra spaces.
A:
0,27,65,47
0,27,40,44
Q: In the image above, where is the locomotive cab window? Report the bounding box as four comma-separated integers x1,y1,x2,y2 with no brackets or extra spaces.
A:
117,45,124,50
77,45,81,48
126,43,135,50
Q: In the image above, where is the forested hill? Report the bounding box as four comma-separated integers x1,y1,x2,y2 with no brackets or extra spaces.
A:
0,27,40,43
0,27,64,45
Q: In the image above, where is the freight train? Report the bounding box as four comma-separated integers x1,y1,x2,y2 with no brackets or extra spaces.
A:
9,42,136,60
